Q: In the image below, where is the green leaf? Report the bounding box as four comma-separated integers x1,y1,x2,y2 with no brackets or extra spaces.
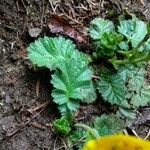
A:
53,117,71,135
117,65,150,107
118,41,129,51
118,66,133,81
118,19,147,48
118,19,136,40
90,17,114,40
95,32,123,57
118,107,136,120
28,36,89,70
100,32,123,50
68,130,85,146
117,107,136,126
128,70,145,91
51,59,96,115
118,65,145,90
68,130,85,144
94,114,125,136
85,128,100,141
130,85,150,107
68,129,86,150
98,73,127,106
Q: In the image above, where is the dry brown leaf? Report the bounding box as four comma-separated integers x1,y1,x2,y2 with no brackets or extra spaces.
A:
48,15,89,44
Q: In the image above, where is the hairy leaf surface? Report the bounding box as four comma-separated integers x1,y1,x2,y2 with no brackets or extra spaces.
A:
118,19,147,48
118,66,145,89
118,66,150,107
130,85,150,107
94,114,125,136
51,59,96,115
28,36,89,70
117,107,137,126
98,73,127,105
90,17,114,40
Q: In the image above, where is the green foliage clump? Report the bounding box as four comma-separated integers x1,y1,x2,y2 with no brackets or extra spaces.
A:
28,36,96,116
93,114,125,136
27,15,150,149
53,117,71,135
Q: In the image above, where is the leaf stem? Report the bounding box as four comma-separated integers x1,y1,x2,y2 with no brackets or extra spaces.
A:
117,32,150,59
109,52,150,65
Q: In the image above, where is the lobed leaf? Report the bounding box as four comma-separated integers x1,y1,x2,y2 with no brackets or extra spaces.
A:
51,59,96,115
98,73,127,106
118,65,145,89
118,19,147,48
89,17,114,40
118,66,150,107
130,85,150,107
117,107,137,126
28,36,89,70
94,114,125,136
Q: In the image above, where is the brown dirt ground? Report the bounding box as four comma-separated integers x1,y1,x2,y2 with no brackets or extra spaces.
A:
0,0,150,150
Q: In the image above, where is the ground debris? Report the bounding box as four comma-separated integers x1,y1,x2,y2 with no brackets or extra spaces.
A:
48,14,89,44
30,121,46,130
1,0,150,149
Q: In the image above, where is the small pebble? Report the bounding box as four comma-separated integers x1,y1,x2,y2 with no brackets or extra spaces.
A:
28,27,42,37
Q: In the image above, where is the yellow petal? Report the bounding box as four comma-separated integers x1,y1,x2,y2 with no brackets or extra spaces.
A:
83,134,150,150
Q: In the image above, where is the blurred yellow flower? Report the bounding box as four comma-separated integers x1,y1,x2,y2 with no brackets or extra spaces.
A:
83,134,150,150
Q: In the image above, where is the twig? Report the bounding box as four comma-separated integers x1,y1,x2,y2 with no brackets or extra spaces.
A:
131,129,140,139
87,0,98,6
40,0,45,28
68,136,85,149
144,129,150,140
49,0,58,14
30,121,46,130
16,0,20,12
57,146,66,150
123,129,129,135
140,0,145,6
53,136,58,150
27,101,50,114
92,75,100,80
20,0,27,14
60,8,83,25
35,78,40,97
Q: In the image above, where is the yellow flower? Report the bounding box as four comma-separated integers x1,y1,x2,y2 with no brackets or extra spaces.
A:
83,134,150,150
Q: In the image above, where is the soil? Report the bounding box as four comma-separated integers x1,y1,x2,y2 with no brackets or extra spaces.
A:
0,0,150,150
